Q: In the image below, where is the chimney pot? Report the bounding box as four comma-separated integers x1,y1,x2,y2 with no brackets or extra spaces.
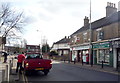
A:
112,3,113,7
110,2,112,7
107,2,109,6
106,2,117,17
84,16,89,27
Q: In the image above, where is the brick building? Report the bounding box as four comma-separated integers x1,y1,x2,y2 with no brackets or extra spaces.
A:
70,2,120,68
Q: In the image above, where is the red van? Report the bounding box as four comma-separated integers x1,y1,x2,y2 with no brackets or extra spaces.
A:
24,45,52,75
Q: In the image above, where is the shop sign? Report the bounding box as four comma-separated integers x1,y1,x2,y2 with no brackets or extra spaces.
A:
93,42,110,49
72,45,90,50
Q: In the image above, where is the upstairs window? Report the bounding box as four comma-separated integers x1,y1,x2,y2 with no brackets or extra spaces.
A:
83,32,87,42
96,28,104,41
74,36,80,43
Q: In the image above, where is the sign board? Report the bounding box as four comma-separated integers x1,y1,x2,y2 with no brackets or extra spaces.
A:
93,42,110,49
71,45,90,51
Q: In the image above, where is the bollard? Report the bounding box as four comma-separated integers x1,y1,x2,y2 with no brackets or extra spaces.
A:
82,59,83,65
68,60,70,63
101,61,104,68
5,65,9,81
12,58,14,67
64,59,65,63
74,59,76,64
9,60,12,75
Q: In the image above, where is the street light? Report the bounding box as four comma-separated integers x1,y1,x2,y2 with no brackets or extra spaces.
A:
36,30,42,54
89,0,93,67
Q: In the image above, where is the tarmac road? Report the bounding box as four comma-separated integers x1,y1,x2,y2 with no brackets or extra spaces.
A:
23,61,119,82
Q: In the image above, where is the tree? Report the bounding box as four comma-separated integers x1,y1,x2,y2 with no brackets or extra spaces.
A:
0,3,26,37
42,44,50,53
0,3,27,49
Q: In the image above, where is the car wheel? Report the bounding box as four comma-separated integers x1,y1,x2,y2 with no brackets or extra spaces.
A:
43,70,49,75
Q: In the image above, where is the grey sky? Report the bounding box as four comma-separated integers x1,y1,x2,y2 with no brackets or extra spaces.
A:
0,0,119,46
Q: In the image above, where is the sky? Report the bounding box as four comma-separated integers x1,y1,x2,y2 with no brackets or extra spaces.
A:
0,0,119,47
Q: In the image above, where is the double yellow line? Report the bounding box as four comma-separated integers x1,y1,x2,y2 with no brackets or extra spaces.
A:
22,71,28,83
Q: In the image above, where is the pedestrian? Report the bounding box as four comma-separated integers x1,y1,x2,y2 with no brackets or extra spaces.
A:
2,51,8,63
16,52,26,74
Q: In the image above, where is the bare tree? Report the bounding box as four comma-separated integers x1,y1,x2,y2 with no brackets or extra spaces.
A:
0,3,27,50
0,3,26,38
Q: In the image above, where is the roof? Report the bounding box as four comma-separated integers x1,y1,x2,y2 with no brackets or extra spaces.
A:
71,11,120,36
54,37,70,44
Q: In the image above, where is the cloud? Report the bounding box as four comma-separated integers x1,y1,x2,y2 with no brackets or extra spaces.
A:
1,0,119,46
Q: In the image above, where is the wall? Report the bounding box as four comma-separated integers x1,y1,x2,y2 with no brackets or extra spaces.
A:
93,22,119,42
70,30,90,46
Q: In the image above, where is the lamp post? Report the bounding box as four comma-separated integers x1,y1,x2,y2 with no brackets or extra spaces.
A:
89,0,93,67
36,30,42,54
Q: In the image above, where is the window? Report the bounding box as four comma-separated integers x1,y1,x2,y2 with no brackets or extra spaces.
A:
74,36,80,43
97,30,104,41
63,50,69,54
26,54,42,59
58,50,62,56
83,32,87,40
97,49,110,64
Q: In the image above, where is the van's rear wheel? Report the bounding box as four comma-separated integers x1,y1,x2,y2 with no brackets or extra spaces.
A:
43,70,49,75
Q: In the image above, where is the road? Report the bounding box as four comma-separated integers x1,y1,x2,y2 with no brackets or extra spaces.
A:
22,61,119,82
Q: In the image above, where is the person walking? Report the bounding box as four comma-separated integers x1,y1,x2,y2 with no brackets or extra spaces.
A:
2,51,8,63
16,52,26,74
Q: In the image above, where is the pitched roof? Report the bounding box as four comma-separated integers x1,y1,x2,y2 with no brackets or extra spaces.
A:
71,11,120,36
54,37,70,44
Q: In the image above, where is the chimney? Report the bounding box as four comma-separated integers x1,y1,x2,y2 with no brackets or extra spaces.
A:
65,36,67,39
106,2,117,17
84,16,89,27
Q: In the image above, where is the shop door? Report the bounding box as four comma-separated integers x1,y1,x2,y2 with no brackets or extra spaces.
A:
117,48,120,70
77,50,81,62
93,50,97,64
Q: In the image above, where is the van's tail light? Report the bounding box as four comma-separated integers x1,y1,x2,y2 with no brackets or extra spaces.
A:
26,63,29,68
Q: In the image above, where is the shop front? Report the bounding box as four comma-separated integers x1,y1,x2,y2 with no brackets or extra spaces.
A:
71,45,90,63
112,39,120,69
93,42,113,66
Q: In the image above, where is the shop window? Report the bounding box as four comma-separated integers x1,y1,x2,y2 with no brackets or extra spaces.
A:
97,49,110,64
82,50,89,63
63,50,69,55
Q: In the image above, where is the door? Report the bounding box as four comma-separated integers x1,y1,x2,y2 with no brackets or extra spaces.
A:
117,48,120,70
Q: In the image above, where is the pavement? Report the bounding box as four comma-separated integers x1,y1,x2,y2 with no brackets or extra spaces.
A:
0,56,9,82
0,55,17,83
60,60,119,75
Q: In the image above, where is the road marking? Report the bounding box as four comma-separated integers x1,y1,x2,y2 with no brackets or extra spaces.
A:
22,71,28,83
22,73,25,83
25,75,28,83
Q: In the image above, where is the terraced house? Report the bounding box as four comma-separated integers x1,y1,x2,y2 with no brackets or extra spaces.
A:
70,2,120,68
